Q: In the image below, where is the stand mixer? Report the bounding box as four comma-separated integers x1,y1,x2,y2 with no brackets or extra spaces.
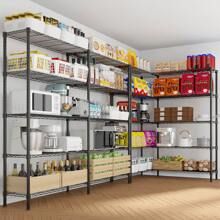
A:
40,125,63,153
139,102,150,122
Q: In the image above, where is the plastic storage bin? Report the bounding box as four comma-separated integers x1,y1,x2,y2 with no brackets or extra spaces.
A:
4,18,45,33
50,58,72,77
8,52,51,74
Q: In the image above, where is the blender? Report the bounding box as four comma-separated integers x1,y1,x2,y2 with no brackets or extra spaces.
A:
40,125,63,153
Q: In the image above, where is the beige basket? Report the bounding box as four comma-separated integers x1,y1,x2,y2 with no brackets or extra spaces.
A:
8,53,51,74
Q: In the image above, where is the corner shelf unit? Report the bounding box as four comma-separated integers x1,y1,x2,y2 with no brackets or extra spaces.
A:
2,28,219,210
137,69,218,182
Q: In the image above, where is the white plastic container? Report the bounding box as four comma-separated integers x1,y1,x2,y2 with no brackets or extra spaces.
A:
60,29,76,45
139,157,148,172
44,25,61,39
132,159,139,173
4,18,45,33
50,59,72,77
8,53,51,74
71,63,88,82
119,111,129,120
75,35,88,50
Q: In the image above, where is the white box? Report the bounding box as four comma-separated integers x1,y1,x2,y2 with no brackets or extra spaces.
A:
60,29,76,45
75,36,88,50
4,18,45,33
71,63,88,82
58,136,82,152
44,25,61,39
89,37,106,56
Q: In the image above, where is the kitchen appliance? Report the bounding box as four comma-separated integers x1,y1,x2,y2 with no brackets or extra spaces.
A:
40,125,63,153
20,127,43,155
60,95,74,115
46,84,69,96
156,128,176,147
178,129,192,147
197,137,210,147
58,136,83,152
117,101,138,122
94,130,117,148
9,90,60,115
139,103,150,121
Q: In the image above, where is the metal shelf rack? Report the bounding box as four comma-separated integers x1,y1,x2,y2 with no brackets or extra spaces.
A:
2,28,133,210
137,69,218,182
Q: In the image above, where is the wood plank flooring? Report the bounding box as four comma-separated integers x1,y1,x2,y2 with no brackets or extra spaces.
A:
0,176,220,220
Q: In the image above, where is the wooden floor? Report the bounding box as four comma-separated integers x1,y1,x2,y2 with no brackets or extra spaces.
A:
1,176,220,220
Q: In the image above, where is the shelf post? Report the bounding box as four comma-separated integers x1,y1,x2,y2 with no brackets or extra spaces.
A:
3,32,8,207
128,65,132,183
140,97,144,176
215,70,218,180
87,49,91,193
210,70,213,182
26,27,31,210
110,93,114,183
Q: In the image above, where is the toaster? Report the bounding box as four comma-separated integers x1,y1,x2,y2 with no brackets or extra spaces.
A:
58,136,82,152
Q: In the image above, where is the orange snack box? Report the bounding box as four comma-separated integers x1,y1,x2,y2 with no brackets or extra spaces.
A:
166,77,180,96
153,78,167,97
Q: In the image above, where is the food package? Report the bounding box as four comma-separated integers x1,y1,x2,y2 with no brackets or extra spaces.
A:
195,72,211,94
7,50,51,74
198,160,216,172
116,46,128,64
105,43,115,59
143,131,157,147
133,77,150,96
127,49,137,67
89,37,106,56
180,73,195,95
153,78,167,96
166,77,180,96
183,160,198,171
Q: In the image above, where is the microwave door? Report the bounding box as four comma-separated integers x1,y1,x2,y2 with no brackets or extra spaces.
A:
43,94,52,113
32,93,43,112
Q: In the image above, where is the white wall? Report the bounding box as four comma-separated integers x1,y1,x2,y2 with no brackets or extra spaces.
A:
141,42,220,178
0,0,141,205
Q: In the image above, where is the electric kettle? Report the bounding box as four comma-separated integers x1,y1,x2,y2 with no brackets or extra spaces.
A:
178,129,192,147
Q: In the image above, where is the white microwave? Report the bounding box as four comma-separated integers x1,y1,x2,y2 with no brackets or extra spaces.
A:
9,90,60,115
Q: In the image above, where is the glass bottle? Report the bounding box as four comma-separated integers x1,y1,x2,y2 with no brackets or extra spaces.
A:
70,160,76,171
12,163,18,176
47,161,52,174
30,164,35,177
58,160,65,171
18,164,27,177
64,160,71,172
34,162,42,176
42,162,48,175
77,160,82,170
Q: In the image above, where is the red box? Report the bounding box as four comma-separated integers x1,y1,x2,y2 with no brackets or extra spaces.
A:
180,74,194,95
195,72,211,94
206,54,215,70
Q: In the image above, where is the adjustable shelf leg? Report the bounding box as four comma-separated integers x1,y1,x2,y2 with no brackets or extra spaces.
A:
3,31,8,207
215,70,218,180
87,49,91,194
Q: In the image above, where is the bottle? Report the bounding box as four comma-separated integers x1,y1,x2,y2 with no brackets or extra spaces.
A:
52,160,58,174
64,160,71,172
29,164,35,177
47,161,52,174
18,164,27,177
58,160,65,171
70,160,76,171
12,163,18,176
42,162,48,175
34,162,42,176
77,160,82,170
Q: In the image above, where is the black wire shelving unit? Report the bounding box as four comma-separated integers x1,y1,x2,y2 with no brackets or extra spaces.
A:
136,69,218,182
2,28,219,210
2,28,141,210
